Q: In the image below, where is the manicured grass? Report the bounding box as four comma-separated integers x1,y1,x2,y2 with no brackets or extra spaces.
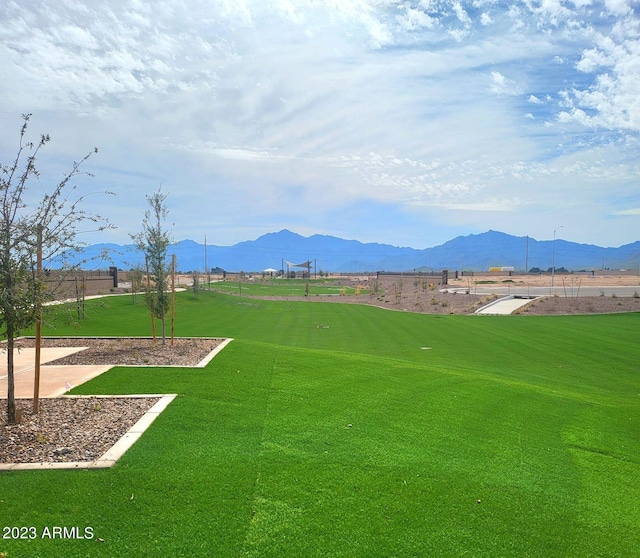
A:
211,278,368,297
1,292,639,556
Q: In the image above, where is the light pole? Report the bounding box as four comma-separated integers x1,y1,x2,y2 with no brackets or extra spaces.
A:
551,225,563,288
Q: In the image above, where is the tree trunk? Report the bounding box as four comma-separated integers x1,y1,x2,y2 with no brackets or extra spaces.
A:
161,317,166,346
6,323,16,424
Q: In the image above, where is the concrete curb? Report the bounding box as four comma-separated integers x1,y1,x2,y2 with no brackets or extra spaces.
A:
196,338,234,367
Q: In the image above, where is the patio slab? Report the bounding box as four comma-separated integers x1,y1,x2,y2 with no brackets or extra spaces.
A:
0,347,111,399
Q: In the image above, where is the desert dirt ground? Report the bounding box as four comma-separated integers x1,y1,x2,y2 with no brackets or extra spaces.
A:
379,273,640,315
239,273,640,316
456,272,640,287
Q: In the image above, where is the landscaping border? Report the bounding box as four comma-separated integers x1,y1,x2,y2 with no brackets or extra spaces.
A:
0,394,176,471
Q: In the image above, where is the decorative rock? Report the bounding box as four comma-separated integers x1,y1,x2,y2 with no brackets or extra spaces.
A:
53,447,72,456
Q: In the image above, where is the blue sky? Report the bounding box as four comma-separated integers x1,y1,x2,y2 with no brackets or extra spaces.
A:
1,0,638,249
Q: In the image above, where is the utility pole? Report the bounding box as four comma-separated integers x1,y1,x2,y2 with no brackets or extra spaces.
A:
551,225,563,288
204,234,210,290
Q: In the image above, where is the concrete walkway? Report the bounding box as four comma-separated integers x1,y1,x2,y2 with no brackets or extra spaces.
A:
0,347,111,399
475,296,541,315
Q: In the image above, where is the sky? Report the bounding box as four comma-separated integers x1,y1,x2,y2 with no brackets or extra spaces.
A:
1,0,639,250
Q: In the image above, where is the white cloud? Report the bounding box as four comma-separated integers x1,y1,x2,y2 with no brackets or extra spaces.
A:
611,208,640,216
480,12,493,25
561,17,640,131
205,146,292,162
576,47,612,72
524,0,572,25
435,199,523,212
0,0,638,249
452,2,472,26
397,7,437,30
51,24,99,49
490,71,521,96
604,0,633,15
570,0,594,7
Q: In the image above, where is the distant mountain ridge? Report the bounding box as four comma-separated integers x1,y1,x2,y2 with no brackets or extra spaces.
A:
70,229,640,273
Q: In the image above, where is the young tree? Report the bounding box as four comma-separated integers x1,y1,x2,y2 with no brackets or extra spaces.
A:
192,270,200,299
1,114,112,424
132,189,172,345
128,265,144,305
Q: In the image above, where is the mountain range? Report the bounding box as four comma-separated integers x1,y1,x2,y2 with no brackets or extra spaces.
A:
72,229,640,273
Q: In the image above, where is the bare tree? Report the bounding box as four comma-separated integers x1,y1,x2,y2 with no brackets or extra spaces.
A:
131,189,172,345
1,114,113,424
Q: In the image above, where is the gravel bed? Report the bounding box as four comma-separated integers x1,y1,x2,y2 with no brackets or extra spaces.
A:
12,337,224,366
0,396,159,464
515,295,640,315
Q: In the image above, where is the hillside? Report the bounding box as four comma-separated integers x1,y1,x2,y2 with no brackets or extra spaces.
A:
63,229,640,273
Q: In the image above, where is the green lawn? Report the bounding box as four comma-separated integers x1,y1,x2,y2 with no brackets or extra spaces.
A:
2,292,639,557
210,278,367,297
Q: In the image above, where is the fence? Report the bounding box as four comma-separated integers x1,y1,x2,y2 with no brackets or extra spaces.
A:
44,267,118,299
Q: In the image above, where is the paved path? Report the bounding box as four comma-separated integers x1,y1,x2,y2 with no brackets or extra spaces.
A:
0,347,111,399
475,296,541,315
